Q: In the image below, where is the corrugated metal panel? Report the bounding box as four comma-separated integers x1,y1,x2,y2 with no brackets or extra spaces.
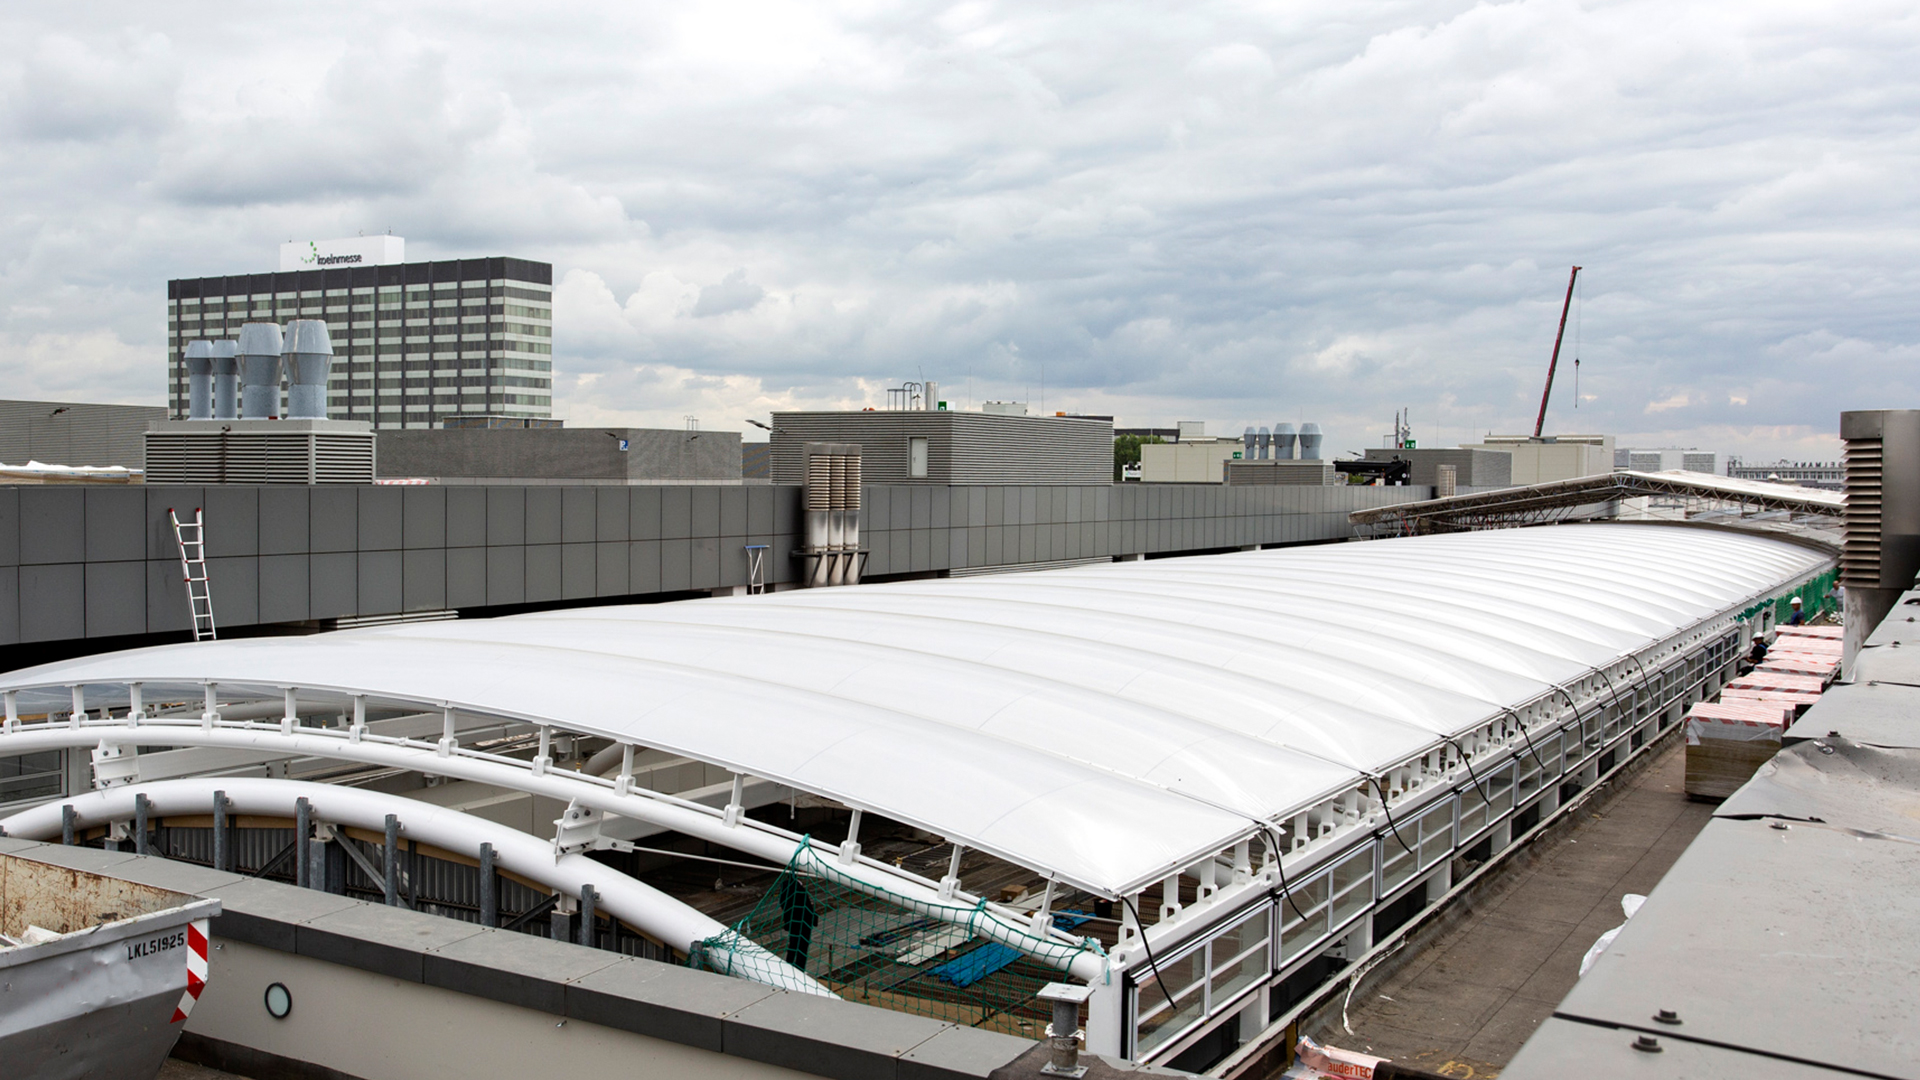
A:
770,411,1110,485
0,400,165,468
143,430,375,485
1841,436,1882,587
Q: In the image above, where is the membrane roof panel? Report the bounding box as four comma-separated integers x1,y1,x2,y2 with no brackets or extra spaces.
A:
1,523,1830,896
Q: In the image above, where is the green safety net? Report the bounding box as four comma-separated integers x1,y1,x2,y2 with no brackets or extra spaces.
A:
1737,567,1840,625
689,842,1105,1034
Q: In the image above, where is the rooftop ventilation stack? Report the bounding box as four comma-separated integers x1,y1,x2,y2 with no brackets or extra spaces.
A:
1273,422,1297,460
924,381,940,411
1242,427,1257,461
236,323,283,420
1257,426,1271,460
184,340,214,420
211,340,239,420
1298,422,1324,460
283,320,334,420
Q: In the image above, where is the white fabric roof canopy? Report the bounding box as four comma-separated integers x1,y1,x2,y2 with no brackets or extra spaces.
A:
1,524,1828,897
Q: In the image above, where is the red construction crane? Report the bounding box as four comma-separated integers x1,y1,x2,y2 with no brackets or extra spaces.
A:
1532,265,1582,438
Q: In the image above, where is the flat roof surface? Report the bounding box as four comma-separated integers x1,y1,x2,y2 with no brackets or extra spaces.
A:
1,524,1829,898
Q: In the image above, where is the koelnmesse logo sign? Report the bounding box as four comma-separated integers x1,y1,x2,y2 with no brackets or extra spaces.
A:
300,241,364,267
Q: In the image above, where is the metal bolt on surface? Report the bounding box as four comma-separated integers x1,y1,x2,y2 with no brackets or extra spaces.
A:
1654,1009,1682,1025
1633,1035,1663,1053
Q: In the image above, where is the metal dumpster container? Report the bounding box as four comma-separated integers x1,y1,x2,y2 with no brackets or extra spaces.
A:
0,853,221,1080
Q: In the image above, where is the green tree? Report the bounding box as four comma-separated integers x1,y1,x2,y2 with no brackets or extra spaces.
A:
1113,434,1163,481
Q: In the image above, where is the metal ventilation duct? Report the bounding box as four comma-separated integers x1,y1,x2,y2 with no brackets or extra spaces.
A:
235,322,283,420
283,320,335,420
1242,427,1256,461
803,442,863,587
1298,422,1323,460
210,340,239,420
184,340,214,420
1257,425,1271,460
1840,409,1920,671
1273,422,1297,460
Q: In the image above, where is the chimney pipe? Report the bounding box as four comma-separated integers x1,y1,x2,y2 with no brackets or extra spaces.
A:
236,322,284,419
185,340,214,420
211,340,239,420
1274,423,1297,460
283,320,335,419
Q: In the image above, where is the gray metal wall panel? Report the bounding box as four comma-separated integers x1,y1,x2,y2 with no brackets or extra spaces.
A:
0,400,163,468
660,539,691,591
524,545,562,602
890,488,911,531
526,488,563,545
257,488,308,556
630,540,662,594
910,529,931,572
691,487,721,539
486,547,525,607
596,542,630,596
630,487,662,541
446,489,486,548
404,488,447,549
561,544,595,599
310,552,357,619
20,563,83,641
309,487,357,553
202,487,258,559
595,488,630,543
863,533,888,577
768,411,1110,485
446,548,486,609
720,487,748,538
866,487,891,532
0,489,16,567
911,487,932,531
690,537,720,589
0,568,16,644
358,488,403,551
560,489,596,545
84,561,146,638
659,488,691,540
147,559,190,632
487,489,526,546
202,556,258,628
403,549,447,611
357,551,402,615
19,489,83,565
746,487,773,537
257,555,310,623
83,488,146,563
773,486,798,537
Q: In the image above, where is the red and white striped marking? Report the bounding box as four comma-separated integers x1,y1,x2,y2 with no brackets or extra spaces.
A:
170,918,210,1024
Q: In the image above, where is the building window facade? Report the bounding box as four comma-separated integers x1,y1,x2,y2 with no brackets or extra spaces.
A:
166,256,553,429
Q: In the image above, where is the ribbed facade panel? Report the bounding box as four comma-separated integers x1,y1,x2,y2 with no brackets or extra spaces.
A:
769,411,1111,485
0,400,164,468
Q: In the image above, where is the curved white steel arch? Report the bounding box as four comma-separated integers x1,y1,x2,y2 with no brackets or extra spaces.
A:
0,777,831,997
0,721,1109,983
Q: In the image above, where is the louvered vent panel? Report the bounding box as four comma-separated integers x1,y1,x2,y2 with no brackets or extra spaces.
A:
140,428,374,484
313,435,377,484
1841,437,1883,587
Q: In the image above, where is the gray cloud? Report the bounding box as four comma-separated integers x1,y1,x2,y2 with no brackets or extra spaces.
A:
2,1,1917,459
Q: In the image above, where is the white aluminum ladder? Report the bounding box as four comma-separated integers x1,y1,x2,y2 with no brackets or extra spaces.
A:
169,507,217,641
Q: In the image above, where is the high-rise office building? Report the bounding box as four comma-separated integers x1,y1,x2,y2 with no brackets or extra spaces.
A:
166,237,553,428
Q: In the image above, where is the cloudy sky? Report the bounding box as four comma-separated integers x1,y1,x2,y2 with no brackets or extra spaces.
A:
3,1,1916,460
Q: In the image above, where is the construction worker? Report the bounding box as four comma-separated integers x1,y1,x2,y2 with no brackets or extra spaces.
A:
1787,596,1806,626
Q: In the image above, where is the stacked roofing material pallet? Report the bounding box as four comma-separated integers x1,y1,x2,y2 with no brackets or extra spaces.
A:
1685,626,1842,799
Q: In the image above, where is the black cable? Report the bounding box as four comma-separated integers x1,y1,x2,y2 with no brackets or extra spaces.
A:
1258,824,1316,929
1120,894,1180,1015
1369,775,1417,856
1443,736,1494,809
1499,706,1554,775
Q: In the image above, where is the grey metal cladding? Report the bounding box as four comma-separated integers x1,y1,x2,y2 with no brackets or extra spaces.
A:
629,486,662,540
201,486,258,558
595,487,630,542
525,487,563,545
19,563,83,641
19,488,83,564
561,488,595,544
561,543,595,599
202,556,258,627
446,488,486,547
84,560,146,637
357,551,402,615
257,554,311,623
659,487,691,539
691,486,721,539
357,486,403,551
83,487,146,562
525,544,562,602
0,568,17,644
0,488,17,567
403,548,447,611
257,487,309,555
310,552,356,619
0,399,162,468
403,487,448,549
487,547,526,606
487,488,526,546
447,547,486,609
309,486,357,552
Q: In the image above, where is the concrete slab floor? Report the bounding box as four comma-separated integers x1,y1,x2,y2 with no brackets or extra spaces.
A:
1300,738,1715,1079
